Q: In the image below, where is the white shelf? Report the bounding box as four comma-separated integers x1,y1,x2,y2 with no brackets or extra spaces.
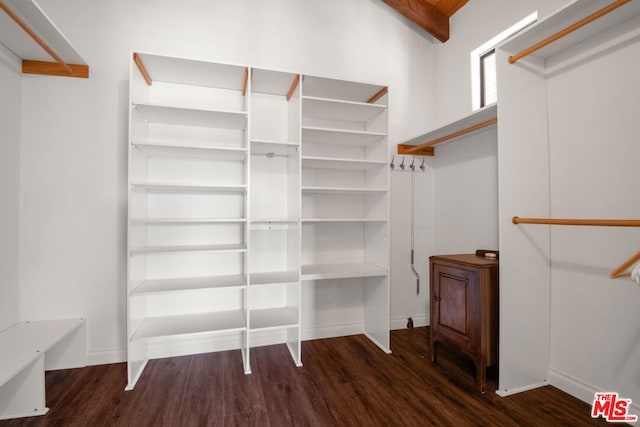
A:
302,76,386,104
302,96,386,122
252,69,300,96
400,103,497,148
130,243,247,256
302,126,386,146
301,218,387,223
131,274,247,296
249,307,298,331
301,262,388,280
499,0,640,62
131,182,247,193
302,156,386,170
250,218,298,223
250,140,299,156
0,0,87,65
301,186,387,195
133,54,247,90
131,310,246,341
132,142,248,161
130,218,247,224
250,271,299,286
133,103,247,129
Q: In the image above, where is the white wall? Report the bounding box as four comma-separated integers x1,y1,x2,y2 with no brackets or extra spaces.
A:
19,0,436,362
546,39,640,407
0,46,22,331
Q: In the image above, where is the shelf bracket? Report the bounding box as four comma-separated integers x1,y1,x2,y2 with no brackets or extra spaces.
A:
367,87,388,104
286,75,300,101
242,67,248,96
133,53,152,85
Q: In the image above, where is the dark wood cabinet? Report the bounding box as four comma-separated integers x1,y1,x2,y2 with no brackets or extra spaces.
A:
429,254,498,393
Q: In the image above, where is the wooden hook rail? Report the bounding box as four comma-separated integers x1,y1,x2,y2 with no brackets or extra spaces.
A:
508,0,631,64
610,250,640,279
0,0,76,75
403,117,497,154
133,53,152,86
512,217,640,227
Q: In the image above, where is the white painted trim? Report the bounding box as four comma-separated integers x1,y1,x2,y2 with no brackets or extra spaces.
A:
471,12,538,110
495,380,549,397
548,367,640,416
0,43,21,74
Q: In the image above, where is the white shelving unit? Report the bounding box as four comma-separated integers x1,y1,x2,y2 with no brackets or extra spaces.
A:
127,53,390,388
127,53,250,389
300,75,390,352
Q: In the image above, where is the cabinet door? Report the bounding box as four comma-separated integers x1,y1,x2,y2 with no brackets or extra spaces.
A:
431,263,479,353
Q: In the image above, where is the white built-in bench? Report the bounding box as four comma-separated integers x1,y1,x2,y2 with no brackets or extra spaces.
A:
0,319,86,420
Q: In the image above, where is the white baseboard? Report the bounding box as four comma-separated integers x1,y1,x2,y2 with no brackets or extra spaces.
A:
390,314,428,330
495,380,549,397
86,348,126,366
548,367,640,416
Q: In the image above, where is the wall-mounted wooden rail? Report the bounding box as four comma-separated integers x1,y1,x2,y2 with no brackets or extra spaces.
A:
286,74,300,101
0,0,88,78
403,117,497,155
367,87,388,104
611,250,640,279
133,53,152,86
512,217,640,227
508,0,631,64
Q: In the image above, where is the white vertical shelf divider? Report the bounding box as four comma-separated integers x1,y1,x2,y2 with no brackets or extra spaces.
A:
127,54,390,389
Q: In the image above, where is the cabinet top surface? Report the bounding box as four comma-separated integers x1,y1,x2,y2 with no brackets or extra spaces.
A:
430,253,498,267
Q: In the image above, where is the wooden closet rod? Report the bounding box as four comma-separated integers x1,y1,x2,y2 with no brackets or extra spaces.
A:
512,217,640,227
405,118,497,154
508,0,631,64
610,250,640,279
0,0,72,74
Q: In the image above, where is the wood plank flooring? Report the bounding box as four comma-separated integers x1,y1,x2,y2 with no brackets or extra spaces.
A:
0,327,611,426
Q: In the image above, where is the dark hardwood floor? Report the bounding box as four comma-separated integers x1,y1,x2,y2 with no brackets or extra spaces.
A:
0,327,611,426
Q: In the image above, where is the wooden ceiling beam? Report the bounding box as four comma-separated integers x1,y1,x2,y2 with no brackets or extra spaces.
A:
382,0,450,42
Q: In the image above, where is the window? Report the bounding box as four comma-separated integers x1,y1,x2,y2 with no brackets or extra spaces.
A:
480,49,497,107
471,12,538,110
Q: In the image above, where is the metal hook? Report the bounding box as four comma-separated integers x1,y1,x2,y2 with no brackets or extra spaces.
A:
390,155,395,170
420,158,426,171
399,157,405,170
410,157,416,171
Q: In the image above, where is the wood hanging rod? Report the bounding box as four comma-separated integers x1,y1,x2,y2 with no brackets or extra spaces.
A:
367,87,388,104
286,74,300,101
512,217,640,227
0,0,73,74
133,53,152,86
508,0,631,64
610,250,640,279
242,68,248,96
403,117,497,155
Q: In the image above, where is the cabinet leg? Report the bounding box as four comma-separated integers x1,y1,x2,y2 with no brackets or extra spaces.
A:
431,339,438,363
476,359,486,394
